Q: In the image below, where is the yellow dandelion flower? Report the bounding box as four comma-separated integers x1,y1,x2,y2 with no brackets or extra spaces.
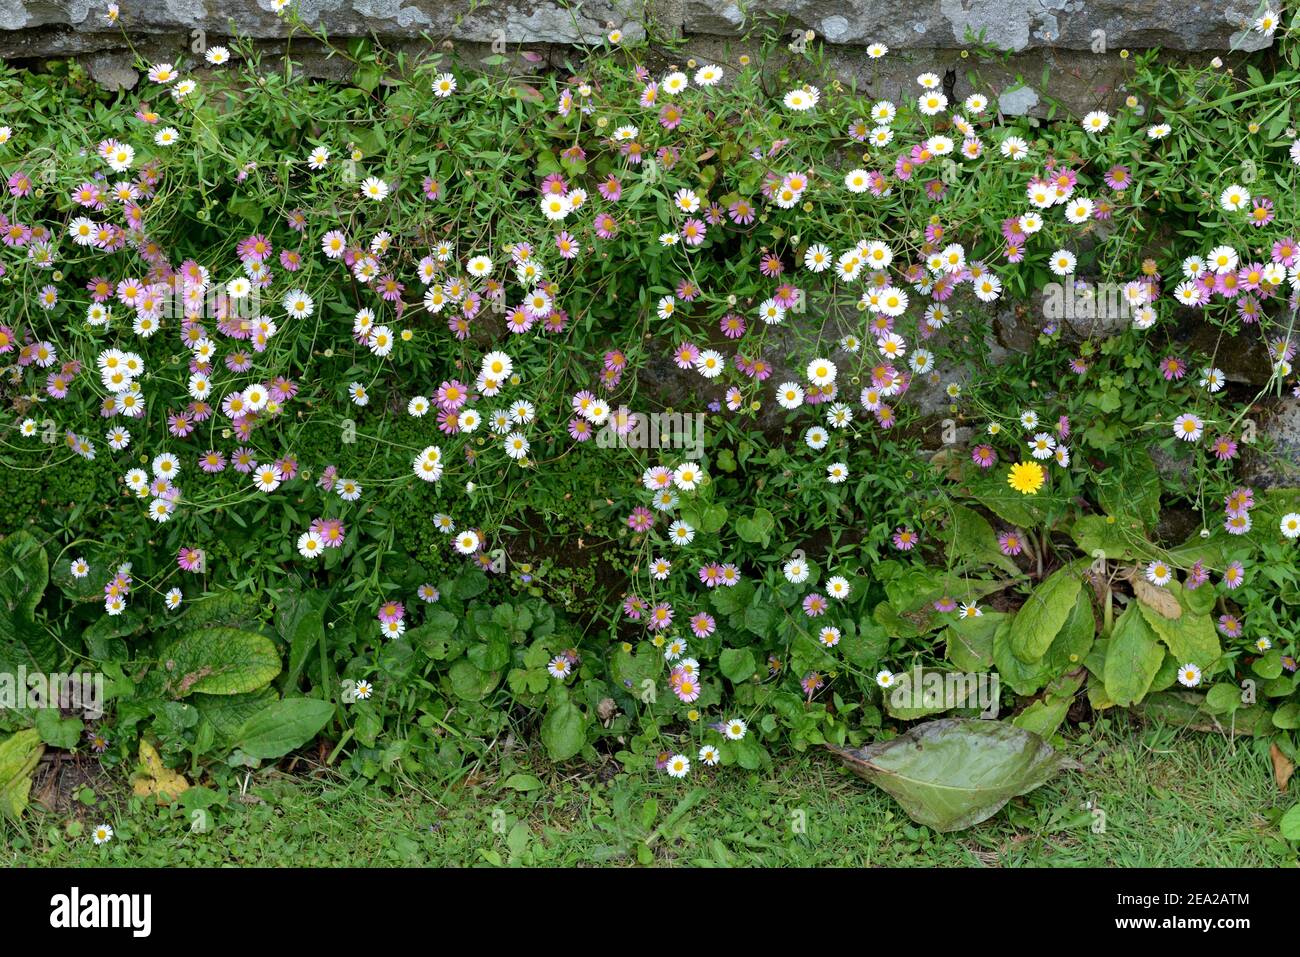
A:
1007,461,1046,495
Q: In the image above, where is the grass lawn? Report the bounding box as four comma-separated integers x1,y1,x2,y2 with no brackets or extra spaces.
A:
4,714,1295,867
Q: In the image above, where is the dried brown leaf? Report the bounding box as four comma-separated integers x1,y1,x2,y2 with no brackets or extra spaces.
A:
1270,742,1295,792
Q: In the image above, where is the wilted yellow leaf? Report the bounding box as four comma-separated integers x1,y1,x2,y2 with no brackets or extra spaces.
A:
1132,578,1182,619
0,729,45,820
131,739,190,802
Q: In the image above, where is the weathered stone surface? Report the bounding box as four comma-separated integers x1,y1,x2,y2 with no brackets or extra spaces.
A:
0,0,648,57
1244,396,1300,488
84,49,140,88
0,0,1273,64
684,0,1273,52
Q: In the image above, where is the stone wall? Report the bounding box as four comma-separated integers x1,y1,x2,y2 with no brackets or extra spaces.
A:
1,1,1294,472
0,1,1275,116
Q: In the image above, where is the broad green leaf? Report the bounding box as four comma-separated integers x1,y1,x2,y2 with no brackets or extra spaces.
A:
946,506,1022,576
1011,697,1071,738
734,507,775,545
993,616,1051,696
468,625,511,672
719,647,757,683
1204,682,1243,714
1086,671,1115,711
235,698,335,760
184,590,260,630
841,617,889,669
161,627,282,697
711,579,754,617
1043,590,1096,674
1281,803,1300,841
1103,606,1165,707
1253,650,1284,680
503,773,544,792
731,736,767,770
875,600,923,638
1136,581,1220,672
193,688,278,745
882,668,997,720
700,504,728,533
540,699,586,761
448,659,498,700
610,642,659,690
966,471,1057,528
277,589,327,691
406,608,460,659
1012,671,1085,739
35,709,83,749
82,608,144,661
0,531,55,671
1271,702,1300,729
450,568,489,601
1071,514,1144,561
945,611,1003,671
1009,564,1083,663
830,718,1076,832
741,604,774,637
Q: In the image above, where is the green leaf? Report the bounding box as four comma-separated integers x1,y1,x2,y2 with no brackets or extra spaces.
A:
185,590,260,629
35,709,83,749
227,196,264,227
882,668,996,719
450,568,489,601
503,773,544,792
842,617,890,669
968,484,1051,529
234,698,335,760
1011,696,1071,738
719,647,757,683
741,604,774,636
406,609,460,659
0,531,55,671
540,699,586,761
875,600,923,638
1204,682,1243,714
1103,606,1165,707
1272,703,1300,730
710,579,754,617
731,736,767,770
700,504,728,533
1136,582,1221,672
945,611,1002,671
946,506,1021,575
1038,591,1094,678
830,718,1076,832
468,625,511,672
734,507,775,545
1071,515,1144,561
0,729,44,820
448,659,498,700
1009,564,1084,663
1253,650,1284,680
278,589,327,692
82,608,144,661
161,627,282,697
192,688,278,745
993,616,1051,696
1280,803,1300,841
